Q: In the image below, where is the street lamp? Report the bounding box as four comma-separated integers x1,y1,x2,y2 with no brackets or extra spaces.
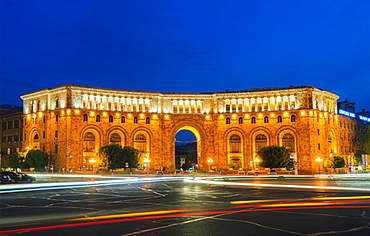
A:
207,158,214,172
144,158,150,176
254,158,260,170
89,158,96,172
315,157,323,175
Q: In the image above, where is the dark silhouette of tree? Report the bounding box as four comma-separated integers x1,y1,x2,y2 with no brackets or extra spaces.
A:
26,150,49,170
122,146,141,172
257,145,290,169
99,144,124,171
1,152,20,169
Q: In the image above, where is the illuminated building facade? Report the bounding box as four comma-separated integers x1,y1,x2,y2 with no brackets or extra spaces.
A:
20,85,369,173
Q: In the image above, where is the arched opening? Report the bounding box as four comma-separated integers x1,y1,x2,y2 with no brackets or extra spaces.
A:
175,128,199,172
228,133,243,170
109,133,122,145
82,130,100,170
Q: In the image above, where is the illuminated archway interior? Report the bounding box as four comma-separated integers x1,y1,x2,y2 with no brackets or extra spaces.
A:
175,126,200,170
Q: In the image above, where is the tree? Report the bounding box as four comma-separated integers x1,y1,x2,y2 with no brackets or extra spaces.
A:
26,150,49,170
257,146,290,169
98,144,124,171
354,150,367,165
1,152,20,169
122,146,141,172
324,156,346,173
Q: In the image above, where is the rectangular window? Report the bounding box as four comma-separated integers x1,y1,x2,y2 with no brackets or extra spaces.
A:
55,144,58,153
226,105,230,113
1,137,6,143
43,131,46,138
7,136,12,143
2,122,7,130
24,133,26,141
317,129,320,135
318,143,321,150
14,135,19,142
55,130,58,138
8,121,13,129
14,120,20,129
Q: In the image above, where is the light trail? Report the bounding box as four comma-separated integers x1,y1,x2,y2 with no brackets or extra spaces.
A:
185,177,370,192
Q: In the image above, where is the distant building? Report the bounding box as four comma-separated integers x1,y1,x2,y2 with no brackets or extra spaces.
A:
0,105,23,154
19,84,370,173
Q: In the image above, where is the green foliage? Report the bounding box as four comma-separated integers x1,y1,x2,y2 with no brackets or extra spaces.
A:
122,146,141,170
1,152,20,169
257,145,291,169
98,144,124,170
26,150,49,170
324,156,346,169
228,163,237,170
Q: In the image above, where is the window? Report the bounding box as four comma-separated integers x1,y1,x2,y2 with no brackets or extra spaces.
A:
24,133,26,141
2,137,6,143
251,117,256,124
134,133,147,153
14,120,20,128
229,134,241,153
43,131,46,139
56,115,59,122
134,117,138,124
7,136,12,142
318,129,320,135
282,133,295,153
2,122,6,130
291,115,296,122
110,133,122,145
146,117,150,124
277,116,282,123
255,134,268,151
121,116,125,123
226,104,231,113
96,115,101,122
83,114,88,121
226,117,230,124
55,130,58,138
318,143,321,150
109,115,113,123
8,121,13,129
264,116,269,123
328,135,333,153
83,132,95,152
55,98,59,108
55,144,58,153
238,117,243,124
43,116,46,123
14,135,19,142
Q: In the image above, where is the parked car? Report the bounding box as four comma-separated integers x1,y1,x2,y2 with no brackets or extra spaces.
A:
0,174,11,184
0,171,36,183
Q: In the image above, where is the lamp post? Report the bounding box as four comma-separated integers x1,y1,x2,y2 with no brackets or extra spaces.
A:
144,158,150,176
315,157,323,175
89,158,96,172
207,158,214,173
254,158,260,170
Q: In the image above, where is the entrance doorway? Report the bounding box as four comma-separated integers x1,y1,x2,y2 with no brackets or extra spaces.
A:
175,130,197,171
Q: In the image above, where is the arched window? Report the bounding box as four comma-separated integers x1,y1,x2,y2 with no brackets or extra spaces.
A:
110,133,121,145
134,117,138,124
96,115,101,122
34,134,39,141
229,134,241,153
282,133,295,153
255,134,268,152
251,117,256,124
328,135,333,153
264,116,269,123
83,114,88,121
134,133,146,153
109,115,113,123
226,117,230,124
83,132,95,152
238,117,243,124
291,115,296,122
146,117,150,124
277,115,282,123
55,98,59,108
121,116,125,123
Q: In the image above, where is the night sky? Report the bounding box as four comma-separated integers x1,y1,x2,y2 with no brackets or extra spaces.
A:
1,0,370,111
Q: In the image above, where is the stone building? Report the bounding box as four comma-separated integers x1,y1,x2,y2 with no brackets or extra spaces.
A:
0,105,23,154
20,84,369,173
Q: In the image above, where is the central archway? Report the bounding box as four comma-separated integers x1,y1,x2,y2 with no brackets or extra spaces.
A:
174,126,201,171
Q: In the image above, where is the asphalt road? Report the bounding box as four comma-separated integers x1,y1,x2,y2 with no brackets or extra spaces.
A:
1,176,370,236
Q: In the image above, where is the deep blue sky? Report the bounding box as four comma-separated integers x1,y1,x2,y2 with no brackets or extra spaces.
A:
1,0,370,111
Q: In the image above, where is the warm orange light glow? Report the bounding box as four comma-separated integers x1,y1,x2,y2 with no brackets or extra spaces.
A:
61,110,65,115
32,114,37,118
219,115,224,119
258,113,263,118
153,114,158,119
232,114,237,119
206,115,211,120
115,113,120,116
75,109,80,114
103,112,107,116
67,109,71,115
140,113,145,118
27,114,31,119
38,112,43,118
245,114,249,118
165,114,169,119
284,112,289,117
270,113,275,118
301,110,305,115
90,111,95,116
